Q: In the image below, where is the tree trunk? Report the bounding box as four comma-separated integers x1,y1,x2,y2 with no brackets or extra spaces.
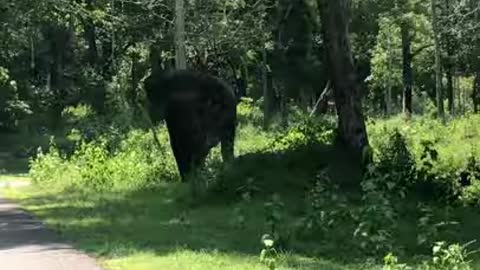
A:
101,0,116,77
446,68,454,114
474,73,480,113
401,23,413,118
43,25,73,129
84,0,98,67
263,48,275,128
238,64,248,98
473,0,480,113
30,30,35,78
444,0,455,114
320,0,369,154
174,0,187,70
432,0,444,119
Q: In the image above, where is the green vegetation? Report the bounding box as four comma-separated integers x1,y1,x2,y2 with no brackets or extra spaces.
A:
3,106,480,269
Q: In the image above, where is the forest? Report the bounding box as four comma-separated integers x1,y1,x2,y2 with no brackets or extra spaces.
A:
1,0,480,269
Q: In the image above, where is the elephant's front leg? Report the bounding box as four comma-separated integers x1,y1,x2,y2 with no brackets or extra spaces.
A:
169,133,193,182
220,121,236,162
166,119,195,182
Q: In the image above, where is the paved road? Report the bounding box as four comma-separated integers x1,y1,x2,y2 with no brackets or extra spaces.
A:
0,184,103,270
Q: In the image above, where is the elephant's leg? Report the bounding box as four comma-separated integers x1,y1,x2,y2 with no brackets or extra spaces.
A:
193,146,209,171
169,135,190,182
166,120,193,182
220,120,236,162
188,143,212,198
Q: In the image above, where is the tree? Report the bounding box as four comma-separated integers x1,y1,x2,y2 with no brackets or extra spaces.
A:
175,0,187,70
472,0,480,113
441,0,455,114
431,0,444,118
319,0,369,154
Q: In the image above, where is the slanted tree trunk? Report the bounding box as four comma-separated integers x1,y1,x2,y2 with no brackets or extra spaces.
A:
320,0,369,154
401,22,414,118
174,0,187,70
432,0,444,119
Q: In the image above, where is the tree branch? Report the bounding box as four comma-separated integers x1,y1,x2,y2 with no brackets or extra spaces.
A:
310,81,331,117
412,44,433,57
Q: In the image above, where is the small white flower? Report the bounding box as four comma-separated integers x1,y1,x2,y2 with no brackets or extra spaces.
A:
263,239,274,247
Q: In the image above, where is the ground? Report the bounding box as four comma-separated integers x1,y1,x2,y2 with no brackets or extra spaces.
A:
0,178,103,270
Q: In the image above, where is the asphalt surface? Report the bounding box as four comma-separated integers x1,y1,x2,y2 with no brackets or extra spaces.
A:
0,183,103,270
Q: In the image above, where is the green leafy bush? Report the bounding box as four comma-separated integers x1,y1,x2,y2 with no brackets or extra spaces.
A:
353,164,398,254
30,126,178,192
237,97,263,126
383,241,477,270
268,116,335,152
368,114,480,204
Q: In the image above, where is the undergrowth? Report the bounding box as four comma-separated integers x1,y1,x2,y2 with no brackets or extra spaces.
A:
7,104,480,269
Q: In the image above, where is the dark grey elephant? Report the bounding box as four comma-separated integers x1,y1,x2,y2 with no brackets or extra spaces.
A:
144,69,237,182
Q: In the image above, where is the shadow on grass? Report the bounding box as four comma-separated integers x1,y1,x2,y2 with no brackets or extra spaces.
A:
5,144,480,268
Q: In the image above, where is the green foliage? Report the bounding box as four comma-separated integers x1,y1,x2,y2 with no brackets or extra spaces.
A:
428,241,476,270
259,234,278,270
383,241,478,270
6,112,480,270
416,203,459,248
368,114,480,203
353,164,398,255
264,193,285,237
0,67,31,131
268,116,335,152
376,128,416,191
296,168,347,237
237,97,263,126
30,126,177,192
383,253,412,270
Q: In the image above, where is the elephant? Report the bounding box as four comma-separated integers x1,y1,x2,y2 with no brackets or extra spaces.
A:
144,69,238,182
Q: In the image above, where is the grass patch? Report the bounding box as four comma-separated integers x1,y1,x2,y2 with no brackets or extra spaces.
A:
4,172,480,270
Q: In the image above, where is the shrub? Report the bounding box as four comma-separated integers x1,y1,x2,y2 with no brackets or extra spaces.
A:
29,138,80,189
30,125,178,192
353,164,398,254
382,241,477,270
236,97,264,127
268,116,335,152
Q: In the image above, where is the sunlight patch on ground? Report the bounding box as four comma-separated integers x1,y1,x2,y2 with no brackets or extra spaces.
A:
0,174,31,188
